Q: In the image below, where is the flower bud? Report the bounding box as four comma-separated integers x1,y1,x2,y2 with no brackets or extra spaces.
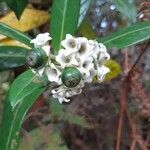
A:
26,48,48,68
61,67,81,87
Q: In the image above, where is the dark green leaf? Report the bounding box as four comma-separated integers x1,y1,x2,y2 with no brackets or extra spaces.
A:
98,21,150,48
4,0,28,19
0,23,33,47
78,0,91,27
0,88,45,150
0,46,28,71
8,70,44,108
0,70,45,150
50,0,80,53
114,0,137,23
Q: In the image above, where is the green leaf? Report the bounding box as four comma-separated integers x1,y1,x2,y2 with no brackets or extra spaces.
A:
98,21,150,48
78,0,91,27
50,0,80,53
4,0,28,19
0,46,28,71
0,70,45,150
8,70,44,108
0,23,33,47
0,88,45,150
114,0,137,23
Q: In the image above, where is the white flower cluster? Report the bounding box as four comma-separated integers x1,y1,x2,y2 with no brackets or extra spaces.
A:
30,33,110,103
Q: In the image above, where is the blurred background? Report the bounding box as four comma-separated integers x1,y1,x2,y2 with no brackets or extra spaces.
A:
0,0,150,149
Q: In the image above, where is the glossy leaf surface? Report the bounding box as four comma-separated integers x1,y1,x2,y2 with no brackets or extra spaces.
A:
114,0,137,23
0,23,32,47
8,70,44,107
78,0,91,27
0,89,44,150
0,46,28,71
50,0,80,53
0,70,45,150
98,22,150,48
4,0,28,19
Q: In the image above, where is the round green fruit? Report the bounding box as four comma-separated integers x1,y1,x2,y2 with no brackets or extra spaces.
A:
26,48,48,68
61,67,82,87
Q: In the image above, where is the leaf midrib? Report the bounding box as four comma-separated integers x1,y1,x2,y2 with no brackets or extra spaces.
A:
5,88,43,150
11,74,37,106
103,26,150,44
0,54,25,58
6,99,24,150
59,0,68,50
0,23,32,47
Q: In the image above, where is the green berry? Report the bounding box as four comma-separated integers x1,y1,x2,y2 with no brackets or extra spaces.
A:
26,48,48,68
61,67,81,87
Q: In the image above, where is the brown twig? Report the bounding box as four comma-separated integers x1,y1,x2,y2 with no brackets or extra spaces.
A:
116,49,129,150
128,41,150,77
130,140,137,150
116,41,149,150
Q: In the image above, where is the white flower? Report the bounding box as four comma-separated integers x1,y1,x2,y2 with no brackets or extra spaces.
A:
61,34,78,53
98,51,110,65
31,67,45,76
97,65,110,82
65,87,82,98
76,37,93,63
52,86,70,103
96,43,110,64
78,57,95,82
53,92,70,104
84,67,97,83
52,82,84,103
56,49,78,68
45,63,61,84
98,43,107,52
89,40,100,59
30,33,52,47
30,33,111,104
42,45,51,56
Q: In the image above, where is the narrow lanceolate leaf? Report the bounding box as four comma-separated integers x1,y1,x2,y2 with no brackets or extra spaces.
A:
0,87,45,150
98,21,150,48
4,0,28,19
50,0,80,53
78,0,91,27
8,70,44,108
114,0,137,23
0,23,33,47
0,46,28,71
